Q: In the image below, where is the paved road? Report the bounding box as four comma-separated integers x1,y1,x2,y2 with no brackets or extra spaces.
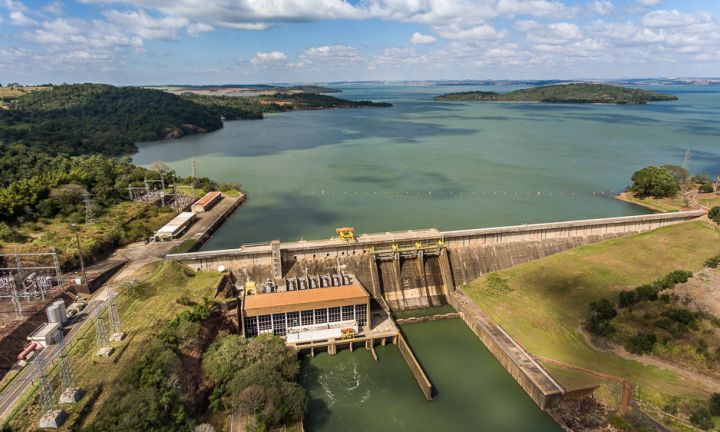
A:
0,298,103,420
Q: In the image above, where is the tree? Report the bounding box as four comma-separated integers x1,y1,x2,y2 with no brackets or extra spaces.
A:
586,299,617,336
709,206,720,225
625,332,657,355
660,164,689,186
630,166,679,198
201,334,306,429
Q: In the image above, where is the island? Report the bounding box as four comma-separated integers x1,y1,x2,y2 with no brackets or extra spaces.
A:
433,83,678,104
153,84,342,96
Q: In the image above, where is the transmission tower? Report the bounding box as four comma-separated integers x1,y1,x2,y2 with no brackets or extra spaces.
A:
682,148,691,172
34,351,54,413
56,332,77,391
83,191,95,224
108,288,122,335
94,305,109,350
191,159,197,196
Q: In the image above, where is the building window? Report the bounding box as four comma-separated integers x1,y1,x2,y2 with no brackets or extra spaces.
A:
244,317,258,337
342,305,354,321
258,314,272,333
328,307,341,323
314,308,328,324
356,304,367,327
301,310,314,326
272,313,287,336
287,312,300,328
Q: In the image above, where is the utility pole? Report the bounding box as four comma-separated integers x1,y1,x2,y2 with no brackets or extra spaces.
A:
69,224,86,284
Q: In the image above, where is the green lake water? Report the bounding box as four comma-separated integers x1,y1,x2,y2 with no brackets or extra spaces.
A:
133,84,719,430
300,319,561,432
134,84,719,249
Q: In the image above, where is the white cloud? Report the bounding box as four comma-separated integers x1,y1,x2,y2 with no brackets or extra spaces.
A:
523,22,582,45
410,32,436,44
435,23,505,40
9,10,34,25
250,51,287,64
497,0,577,19
42,1,63,15
103,9,189,41
187,22,213,36
642,10,708,28
3,0,28,13
590,1,613,16
635,0,660,6
301,45,359,59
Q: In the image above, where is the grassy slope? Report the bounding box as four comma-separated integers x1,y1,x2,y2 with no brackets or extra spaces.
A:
616,192,687,213
463,221,720,405
6,261,221,431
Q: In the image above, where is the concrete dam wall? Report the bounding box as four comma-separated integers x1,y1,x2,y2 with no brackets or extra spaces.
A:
169,211,703,310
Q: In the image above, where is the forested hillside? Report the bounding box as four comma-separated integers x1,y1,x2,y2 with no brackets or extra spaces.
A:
434,83,678,104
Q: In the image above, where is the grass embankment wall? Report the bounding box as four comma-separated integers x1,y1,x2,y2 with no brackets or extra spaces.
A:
463,221,720,408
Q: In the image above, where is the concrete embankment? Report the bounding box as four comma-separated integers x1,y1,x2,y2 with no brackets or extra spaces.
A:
448,289,565,410
184,193,246,252
397,332,433,400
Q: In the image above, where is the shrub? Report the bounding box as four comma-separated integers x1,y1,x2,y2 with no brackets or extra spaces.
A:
706,256,720,268
635,284,659,302
618,290,638,308
710,206,720,225
698,183,714,193
709,393,720,416
0,222,28,243
662,270,692,286
586,299,617,336
689,406,714,430
625,332,657,355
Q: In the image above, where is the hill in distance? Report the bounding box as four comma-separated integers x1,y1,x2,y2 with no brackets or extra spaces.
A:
434,83,678,104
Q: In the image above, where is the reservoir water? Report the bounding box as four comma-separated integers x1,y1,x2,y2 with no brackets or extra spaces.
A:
134,84,719,249
300,319,561,432
133,84,719,430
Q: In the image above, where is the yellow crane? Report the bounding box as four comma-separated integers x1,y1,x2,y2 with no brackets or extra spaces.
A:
336,227,355,241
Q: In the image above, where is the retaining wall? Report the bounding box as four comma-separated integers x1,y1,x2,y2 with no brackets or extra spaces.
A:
448,289,565,410
396,333,433,400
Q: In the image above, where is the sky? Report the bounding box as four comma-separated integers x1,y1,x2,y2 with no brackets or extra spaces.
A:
0,0,719,84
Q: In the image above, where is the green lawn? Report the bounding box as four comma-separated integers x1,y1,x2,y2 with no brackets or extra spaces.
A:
6,261,221,431
463,221,720,407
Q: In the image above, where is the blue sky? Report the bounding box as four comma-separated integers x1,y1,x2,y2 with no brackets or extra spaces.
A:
1,0,718,84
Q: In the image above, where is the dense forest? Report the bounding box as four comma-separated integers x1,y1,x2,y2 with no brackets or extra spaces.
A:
182,92,392,119
0,84,224,158
0,84,390,224
434,83,678,104
259,92,393,110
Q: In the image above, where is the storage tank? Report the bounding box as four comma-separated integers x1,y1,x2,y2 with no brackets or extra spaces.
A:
46,304,62,324
53,299,67,323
